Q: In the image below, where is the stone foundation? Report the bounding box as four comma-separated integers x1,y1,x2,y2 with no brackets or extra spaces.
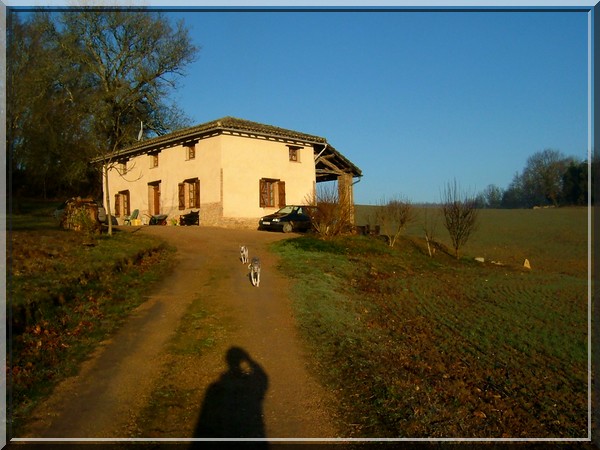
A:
199,202,224,226
155,202,258,230
217,217,259,230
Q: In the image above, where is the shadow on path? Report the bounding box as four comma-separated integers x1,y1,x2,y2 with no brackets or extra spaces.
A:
191,347,269,448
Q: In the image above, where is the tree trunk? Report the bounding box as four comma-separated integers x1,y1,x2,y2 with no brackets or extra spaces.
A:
104,165,113,236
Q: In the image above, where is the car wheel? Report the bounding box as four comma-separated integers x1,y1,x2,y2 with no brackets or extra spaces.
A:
283,222,293,233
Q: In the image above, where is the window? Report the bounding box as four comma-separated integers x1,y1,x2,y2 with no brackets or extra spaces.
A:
119,161,128,175
114,190,130,217
189,179,199,208
288,145,302,162
186,144,196,160
178,178,200,210
150,153,159,168
259,179,285,208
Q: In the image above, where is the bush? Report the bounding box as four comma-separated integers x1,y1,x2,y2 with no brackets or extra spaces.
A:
441,180,478,259
372,196,415,247
305,183,354,238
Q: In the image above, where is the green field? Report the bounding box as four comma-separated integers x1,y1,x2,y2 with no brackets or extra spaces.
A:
356,206,589,276
274,206,590,438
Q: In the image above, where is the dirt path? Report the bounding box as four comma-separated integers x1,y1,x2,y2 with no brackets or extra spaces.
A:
21,226,340,441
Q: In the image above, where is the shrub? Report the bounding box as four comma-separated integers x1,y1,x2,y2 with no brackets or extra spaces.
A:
306,183,354,239
373,196,415,247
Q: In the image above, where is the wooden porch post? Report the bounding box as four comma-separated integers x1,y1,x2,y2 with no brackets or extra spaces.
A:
337,172,355,225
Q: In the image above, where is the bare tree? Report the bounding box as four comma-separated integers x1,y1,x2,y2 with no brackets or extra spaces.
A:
57,9,199,234
7,10,198,209
305,183,354,239
374,196,414,247
441,180,479,259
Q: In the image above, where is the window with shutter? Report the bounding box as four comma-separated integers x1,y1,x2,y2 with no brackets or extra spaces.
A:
186,144,196,160
115,191,130,216
180,178,200,209
288,146,301,162
260,178,282,208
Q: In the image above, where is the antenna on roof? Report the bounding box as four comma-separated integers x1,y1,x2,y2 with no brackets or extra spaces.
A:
137,121,143,141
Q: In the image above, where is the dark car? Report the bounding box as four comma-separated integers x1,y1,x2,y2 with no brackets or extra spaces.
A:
258,205,314,233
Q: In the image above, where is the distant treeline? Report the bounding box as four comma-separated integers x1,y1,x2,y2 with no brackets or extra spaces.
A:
475,149,596,209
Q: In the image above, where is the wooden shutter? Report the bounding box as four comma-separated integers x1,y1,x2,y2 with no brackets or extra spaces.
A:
259,179,268,207
193,179,200,208
114,194,121,216
278,181,286,207
178,183,185,210
148,185,153,215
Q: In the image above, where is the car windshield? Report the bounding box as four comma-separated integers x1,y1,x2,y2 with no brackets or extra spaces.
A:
277,206,297,214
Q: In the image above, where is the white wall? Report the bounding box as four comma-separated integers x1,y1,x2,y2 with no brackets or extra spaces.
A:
106,133,317,225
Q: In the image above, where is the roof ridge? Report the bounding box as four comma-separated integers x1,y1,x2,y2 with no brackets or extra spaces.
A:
98,117,327,161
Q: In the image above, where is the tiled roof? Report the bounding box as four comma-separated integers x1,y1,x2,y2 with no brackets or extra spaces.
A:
206,116,328,143
112,116,327,157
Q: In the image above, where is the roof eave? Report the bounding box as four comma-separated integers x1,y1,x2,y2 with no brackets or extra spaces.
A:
91,117,328,164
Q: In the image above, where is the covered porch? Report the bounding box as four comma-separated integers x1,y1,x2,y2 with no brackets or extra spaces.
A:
313,143,362,223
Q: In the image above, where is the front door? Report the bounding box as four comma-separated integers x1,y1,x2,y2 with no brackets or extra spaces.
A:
148,182,161,215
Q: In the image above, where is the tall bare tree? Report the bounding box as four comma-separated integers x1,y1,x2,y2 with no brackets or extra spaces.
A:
56,9,199,234
441,180,479,259
7,10,198,230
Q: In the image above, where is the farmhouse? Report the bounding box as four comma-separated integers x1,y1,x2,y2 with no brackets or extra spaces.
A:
100,117,362,227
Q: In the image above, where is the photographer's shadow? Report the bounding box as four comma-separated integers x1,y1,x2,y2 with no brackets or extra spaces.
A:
192,347,269,446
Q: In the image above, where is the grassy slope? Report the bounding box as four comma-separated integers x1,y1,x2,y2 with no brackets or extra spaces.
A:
273,207,589,438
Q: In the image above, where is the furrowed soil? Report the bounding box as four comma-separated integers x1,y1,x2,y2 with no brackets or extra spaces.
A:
19,226,341,441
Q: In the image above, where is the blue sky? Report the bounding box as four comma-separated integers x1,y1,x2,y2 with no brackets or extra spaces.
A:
12,4,589,204
162,7,589,204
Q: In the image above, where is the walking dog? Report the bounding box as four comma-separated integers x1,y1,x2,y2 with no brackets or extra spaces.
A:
240,245,249,264
248,256,261,287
